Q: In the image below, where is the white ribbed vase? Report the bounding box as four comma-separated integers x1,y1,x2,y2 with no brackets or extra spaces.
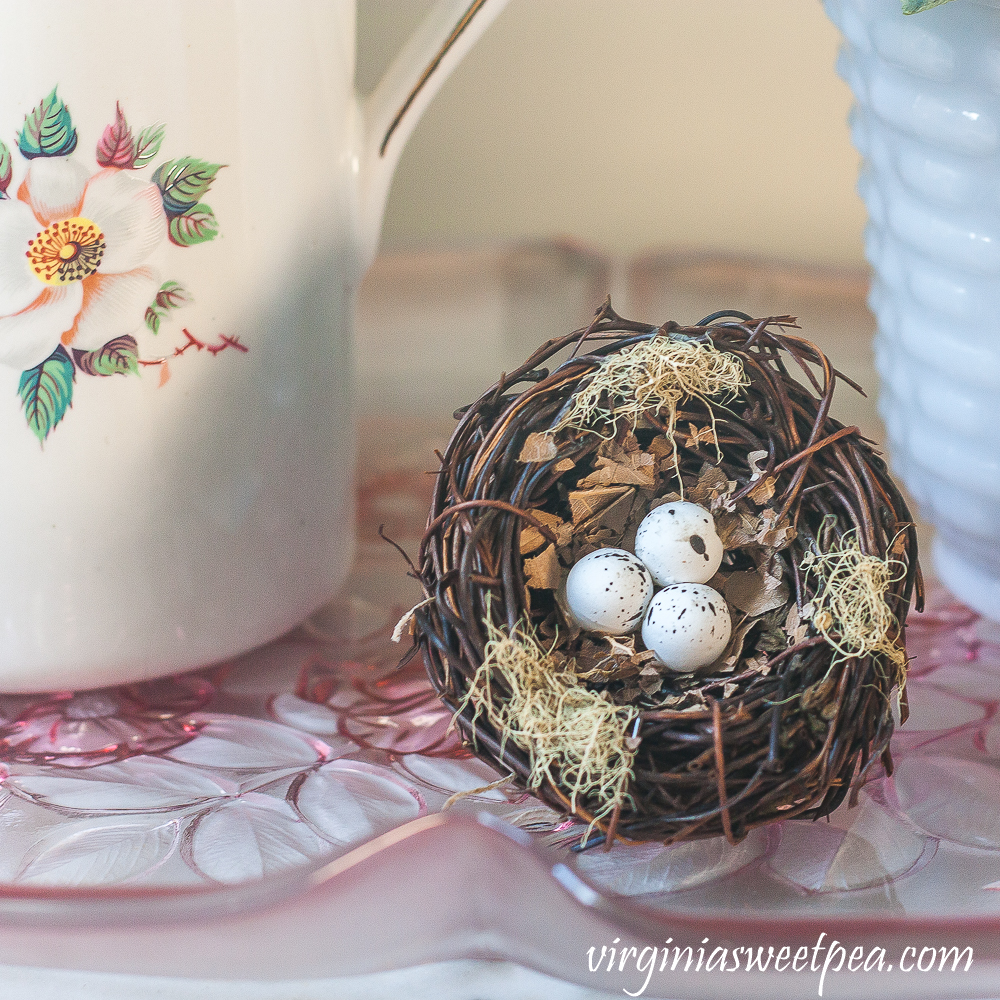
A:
825,0,1000,619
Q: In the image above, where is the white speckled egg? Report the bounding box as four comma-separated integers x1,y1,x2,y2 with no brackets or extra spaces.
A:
642,584,731,672
565,548,654,635
634,501,724,586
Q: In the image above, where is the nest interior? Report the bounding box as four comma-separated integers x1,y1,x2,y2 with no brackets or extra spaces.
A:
408,301,923,848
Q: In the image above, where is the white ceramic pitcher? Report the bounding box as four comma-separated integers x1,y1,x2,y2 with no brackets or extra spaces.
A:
0,0,509,691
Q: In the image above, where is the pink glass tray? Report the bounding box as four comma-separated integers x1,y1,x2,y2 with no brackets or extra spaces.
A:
3,455,1000,996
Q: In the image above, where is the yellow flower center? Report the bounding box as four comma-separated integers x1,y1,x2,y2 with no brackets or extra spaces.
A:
26,217,105,286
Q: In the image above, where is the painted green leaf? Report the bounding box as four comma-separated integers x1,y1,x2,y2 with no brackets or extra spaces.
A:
18,87,78,159
902,0,956,11
0,140,10,198
18,345,74,444
155,280,190,311
133,122,166,168
168,203,219,247
152,158,223,216
144,306,163,335
72,335,139,377
144,281,189,333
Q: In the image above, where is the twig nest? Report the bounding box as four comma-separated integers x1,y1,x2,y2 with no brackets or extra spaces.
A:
408,301,923,848
635,501,724,585
642,584,731,672
565,548,654,634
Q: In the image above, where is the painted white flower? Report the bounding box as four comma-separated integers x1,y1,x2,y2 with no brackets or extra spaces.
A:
0,157,165,371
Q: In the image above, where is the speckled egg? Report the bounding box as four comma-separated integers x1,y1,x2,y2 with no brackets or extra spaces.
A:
641,583,731,672
565,548,655,635
634,500,724,586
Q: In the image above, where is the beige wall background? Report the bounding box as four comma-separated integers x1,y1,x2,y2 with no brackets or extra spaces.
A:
357,1,866,268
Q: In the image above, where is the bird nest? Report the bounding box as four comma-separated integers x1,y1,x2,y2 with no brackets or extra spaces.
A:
401,301,923,848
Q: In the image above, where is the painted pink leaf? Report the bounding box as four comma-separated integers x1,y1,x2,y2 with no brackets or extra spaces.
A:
16,817,178,886
894,755,1000,850
767,792,934,892
185,792,331,884
572,827,772,897
292,761,423,845
5,755,233,814
164,715,332,771
96,101,136,169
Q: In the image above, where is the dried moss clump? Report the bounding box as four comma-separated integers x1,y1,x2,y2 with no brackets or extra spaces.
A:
554,333,748,446
801,527,908,681
460,614,637,826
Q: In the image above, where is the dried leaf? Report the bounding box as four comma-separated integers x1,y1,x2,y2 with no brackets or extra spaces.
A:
709,613,760,672
756,607,790,652
784,603,800,634
724,568,789,616
391,598,434,643
783,604,810,646
647,435,677,464
518,432,558,463
743,654,771,676
639,665,663,696
722,681,738,699
651,693,686,710
685,423,717,448
524,544,561,590
759,524,796,549
586,491,638,537
747,475,776,505
709,484,738,513
629,650,657,667
688,464,730,505
604,635,636,658
715,511,760,550
554,457,576,473
614,684,642,705
520,527,544,555
577,452,655,488
519,510,572,555
747,450,769,480
568,485,632,524
649,491,682,510
576,660,641,683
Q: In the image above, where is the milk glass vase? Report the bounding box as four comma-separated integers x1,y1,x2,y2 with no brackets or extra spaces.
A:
825,0,1000,619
